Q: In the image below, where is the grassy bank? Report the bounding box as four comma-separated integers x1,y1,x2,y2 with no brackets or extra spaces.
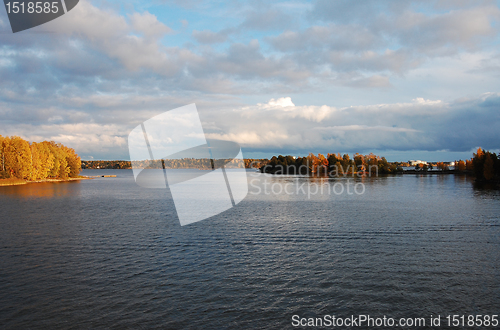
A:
0,176,92,187
0,178,27,186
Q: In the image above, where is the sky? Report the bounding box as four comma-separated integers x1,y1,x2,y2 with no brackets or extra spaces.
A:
0,0,499,161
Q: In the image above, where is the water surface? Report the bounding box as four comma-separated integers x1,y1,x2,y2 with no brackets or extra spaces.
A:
1,170,499,329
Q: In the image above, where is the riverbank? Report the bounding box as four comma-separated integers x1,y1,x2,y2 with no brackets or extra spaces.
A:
0,176,93,187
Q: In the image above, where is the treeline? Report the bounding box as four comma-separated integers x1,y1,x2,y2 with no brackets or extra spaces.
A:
79,148,499,182
132,158,247,169
470,148,500,182
260,153,402,175
0,136,81,180
83,159,270,169
82,160,132,169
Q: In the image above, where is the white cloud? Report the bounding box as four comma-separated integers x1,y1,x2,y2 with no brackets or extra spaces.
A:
264,97,295,108
130,12,172,38
41,0,177,73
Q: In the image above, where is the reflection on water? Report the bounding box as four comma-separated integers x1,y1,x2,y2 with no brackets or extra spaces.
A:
0,181,81,199
473,180,500,192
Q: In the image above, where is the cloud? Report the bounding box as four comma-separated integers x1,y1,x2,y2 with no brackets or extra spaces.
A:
192,29,228,44
390,6,500,54
39,1,178,74
0,0,500,161
2,90,499,159
239,6,295,31
130,12,172,38
266,97,295,108
203,93,500,155
1,0,499,96
268,24,380,52
264,0,500,81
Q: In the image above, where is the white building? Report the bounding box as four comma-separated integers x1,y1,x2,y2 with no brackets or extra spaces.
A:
409,160,428,166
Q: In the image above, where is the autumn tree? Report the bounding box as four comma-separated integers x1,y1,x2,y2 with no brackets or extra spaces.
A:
354,153,364,169
29,142,42,180
483,154,494,181
62,145,81,178
341,154,352,172
317,153,328,175
36,142,55,179
456,160,466,172
0,135,5,178
3,136,32,179
436,162,448,171
466,159,473,171
0,136,81,181
471,147,499,181
46,142,70,179
472,148,485,179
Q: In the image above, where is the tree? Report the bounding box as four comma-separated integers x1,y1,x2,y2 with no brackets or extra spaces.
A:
456,160,466,172
475,148,484,158
341,154,351,171
46,142,70,179
39,142,55,179
327,153,339,166
436,162,448,171
483,154,494,181
29,142,42,180
3,136,32,179
472,148,485,179
0,137,80,181
0,135,5,176
377,157,389,174
466,159,473,171
471,147,499,181
354,153,364,168
62,145,81,177
317,153,328,175
307,153,320,174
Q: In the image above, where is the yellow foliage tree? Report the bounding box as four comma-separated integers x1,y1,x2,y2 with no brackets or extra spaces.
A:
0,136,80,181
3,136,32,179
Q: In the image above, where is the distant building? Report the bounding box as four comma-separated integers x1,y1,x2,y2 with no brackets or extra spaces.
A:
409,160,428,166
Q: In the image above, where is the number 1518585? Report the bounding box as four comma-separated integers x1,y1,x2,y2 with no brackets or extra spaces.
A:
446,315,498,327
5,2,59,14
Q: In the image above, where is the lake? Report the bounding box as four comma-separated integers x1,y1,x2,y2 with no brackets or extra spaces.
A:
1,170,499,329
